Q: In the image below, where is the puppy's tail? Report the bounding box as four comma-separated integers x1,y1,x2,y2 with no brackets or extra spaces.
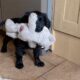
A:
0,20,5,27
0,20,6,36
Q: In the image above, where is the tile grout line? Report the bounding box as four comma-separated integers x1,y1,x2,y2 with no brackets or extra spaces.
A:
55,54,80,67
52,59,67,67
36,60,67,80
42,57,66,67
42,77,47,80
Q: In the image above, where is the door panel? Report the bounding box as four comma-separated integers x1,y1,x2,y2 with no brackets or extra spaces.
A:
64,0,79,23
54,0,80,38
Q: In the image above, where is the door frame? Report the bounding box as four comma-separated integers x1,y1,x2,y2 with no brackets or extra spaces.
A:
41,0,54,21
41,0,54,51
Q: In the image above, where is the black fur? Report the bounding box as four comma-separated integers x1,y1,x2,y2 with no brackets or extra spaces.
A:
0,11,51,69
1,35,44,69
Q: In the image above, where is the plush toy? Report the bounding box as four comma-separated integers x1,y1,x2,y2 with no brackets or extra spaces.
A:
5,13,56,50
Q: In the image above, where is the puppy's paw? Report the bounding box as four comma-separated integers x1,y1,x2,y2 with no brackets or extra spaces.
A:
16,62,24,69
35,60,45,67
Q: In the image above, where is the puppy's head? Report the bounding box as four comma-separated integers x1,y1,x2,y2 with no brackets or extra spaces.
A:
27,11,51,32
34,11,51,32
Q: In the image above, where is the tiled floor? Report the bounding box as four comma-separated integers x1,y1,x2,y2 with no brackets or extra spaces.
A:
0,36,80,80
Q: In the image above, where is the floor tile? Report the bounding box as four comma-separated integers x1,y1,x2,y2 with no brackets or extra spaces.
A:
36,77,46,80
42,61,80,80
42,53,65,66
0,50,54,80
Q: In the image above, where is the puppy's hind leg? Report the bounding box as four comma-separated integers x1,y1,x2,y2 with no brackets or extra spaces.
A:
1,35,12,53
33,45,45,67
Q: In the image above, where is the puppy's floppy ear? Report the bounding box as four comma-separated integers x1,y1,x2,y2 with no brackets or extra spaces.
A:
43,13,51,29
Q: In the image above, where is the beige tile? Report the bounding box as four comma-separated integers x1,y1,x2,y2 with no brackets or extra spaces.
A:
0,50,54,80
42,61,80,80
36,77,46,80
41,53,65,66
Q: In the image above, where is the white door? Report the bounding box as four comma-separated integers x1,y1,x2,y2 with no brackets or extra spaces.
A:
54,0,80,38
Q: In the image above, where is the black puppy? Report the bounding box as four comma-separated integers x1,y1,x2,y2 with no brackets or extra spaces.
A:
0,11,51,69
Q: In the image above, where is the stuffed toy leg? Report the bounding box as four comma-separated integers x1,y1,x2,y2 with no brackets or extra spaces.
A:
5,19,19,33
6,32,17,39
5,19,20,38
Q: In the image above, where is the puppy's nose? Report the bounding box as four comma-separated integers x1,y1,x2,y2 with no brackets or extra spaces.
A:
35,27,43,32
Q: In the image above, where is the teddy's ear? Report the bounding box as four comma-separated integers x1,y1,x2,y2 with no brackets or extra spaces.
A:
19,25,24,32
28,13,37,24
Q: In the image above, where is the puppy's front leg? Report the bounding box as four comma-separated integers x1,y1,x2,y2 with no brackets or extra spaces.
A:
15,47,24,69
33,45,45,67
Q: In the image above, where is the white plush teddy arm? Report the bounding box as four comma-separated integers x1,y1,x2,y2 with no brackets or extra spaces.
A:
5,19,18,33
